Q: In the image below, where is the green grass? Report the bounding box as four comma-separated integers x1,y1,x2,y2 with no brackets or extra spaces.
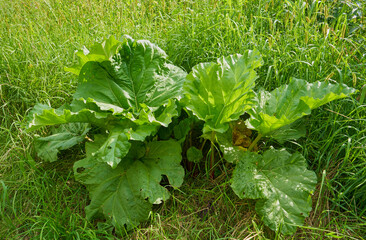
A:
1,0,365,239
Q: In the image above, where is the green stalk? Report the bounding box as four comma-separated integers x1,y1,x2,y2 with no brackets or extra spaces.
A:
187,131,193,172
210,131,216,179
200,138,208,151
248,133,262,152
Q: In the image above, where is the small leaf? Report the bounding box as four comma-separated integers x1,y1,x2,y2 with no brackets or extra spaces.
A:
186,146,203,163
133,99,179,127
128,124,159,141
158,116,194,142
93,126,131,168
231,148,317,235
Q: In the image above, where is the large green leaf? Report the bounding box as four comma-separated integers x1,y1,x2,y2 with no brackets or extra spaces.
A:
247,78,356,136
231,148,317,235
28,36,186,132
68,36,186,134
34,123,90,162
74,139,184,230
74,36,186,112
183,50,262,133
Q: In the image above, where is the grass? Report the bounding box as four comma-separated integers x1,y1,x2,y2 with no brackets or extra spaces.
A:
1,0,365,239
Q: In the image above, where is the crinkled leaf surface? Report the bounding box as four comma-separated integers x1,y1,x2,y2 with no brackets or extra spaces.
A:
27,101,112,131
93,126,131,168
231,148,317,235
27,36,186,132
73,139,184,230
26,101,159,168
35,123,90,162
247,78,356,135
65,35,121,75
74,36,186,113
183,50,262,133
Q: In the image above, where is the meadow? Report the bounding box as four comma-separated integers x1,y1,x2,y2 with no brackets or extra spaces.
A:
0,0,365,239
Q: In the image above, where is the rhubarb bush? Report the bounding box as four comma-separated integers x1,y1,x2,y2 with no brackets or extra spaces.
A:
27,36,186,230
26,36,356,235
181,49,355,234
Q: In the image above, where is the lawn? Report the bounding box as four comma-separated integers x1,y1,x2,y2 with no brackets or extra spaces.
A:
0,0,365,239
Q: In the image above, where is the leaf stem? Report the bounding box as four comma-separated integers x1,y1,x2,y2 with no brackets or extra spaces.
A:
210,131,216,179
200,139,208,151
248,133,262,152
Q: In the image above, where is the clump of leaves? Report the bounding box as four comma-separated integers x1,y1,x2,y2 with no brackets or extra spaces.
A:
27,35,186,230
26,36,356,235
182,50,355,234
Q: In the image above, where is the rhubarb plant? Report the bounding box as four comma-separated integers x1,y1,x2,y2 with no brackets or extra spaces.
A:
182,51,356,234
26,36,186,230
26,36,356,235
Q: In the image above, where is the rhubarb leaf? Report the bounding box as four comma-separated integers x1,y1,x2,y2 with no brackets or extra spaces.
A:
231,148,317,235
35,123,90,162
247,78,356,135
28,36,186,133
186,146,203,163
267,120,306,143
93,126,131,168
65,35,121,75
173,117,194,142
74,36,186,112
74,139,184,230
183,50,262,133
26,102,112,131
